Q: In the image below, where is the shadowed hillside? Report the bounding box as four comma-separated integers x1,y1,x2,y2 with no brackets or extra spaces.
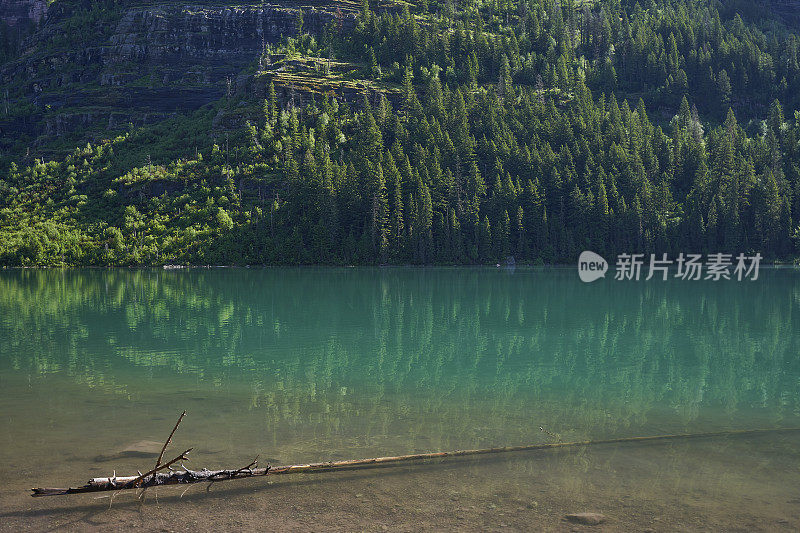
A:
1,0,800,265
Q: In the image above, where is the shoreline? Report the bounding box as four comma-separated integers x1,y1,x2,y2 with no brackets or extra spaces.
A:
2,262,799,270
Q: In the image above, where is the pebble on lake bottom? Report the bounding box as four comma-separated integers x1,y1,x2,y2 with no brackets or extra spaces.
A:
564,512,607,525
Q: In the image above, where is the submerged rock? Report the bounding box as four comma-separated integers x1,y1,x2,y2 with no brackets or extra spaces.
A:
94,440,165,461
564,512,606,525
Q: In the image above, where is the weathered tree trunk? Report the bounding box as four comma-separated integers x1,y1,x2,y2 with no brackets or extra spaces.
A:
31,427,800,497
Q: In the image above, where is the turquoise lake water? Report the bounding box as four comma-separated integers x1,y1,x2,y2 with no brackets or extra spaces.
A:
1,267,799,530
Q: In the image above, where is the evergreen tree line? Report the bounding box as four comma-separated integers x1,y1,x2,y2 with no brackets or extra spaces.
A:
245,78,798,264
338,0,800,122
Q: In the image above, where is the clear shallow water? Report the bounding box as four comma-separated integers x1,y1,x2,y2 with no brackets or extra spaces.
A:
1,267,800,530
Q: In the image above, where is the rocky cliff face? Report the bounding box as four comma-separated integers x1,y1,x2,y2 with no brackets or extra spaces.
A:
5,3,354,88
107,5,344,65
0,2,357,155
0,0,49,27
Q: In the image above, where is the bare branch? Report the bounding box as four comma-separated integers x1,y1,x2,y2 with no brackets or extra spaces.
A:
155,410,186,471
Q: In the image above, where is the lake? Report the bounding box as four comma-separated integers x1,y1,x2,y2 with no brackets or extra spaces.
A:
1,267,799,531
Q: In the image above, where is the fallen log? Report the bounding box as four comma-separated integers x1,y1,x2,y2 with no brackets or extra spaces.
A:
31,425,800,498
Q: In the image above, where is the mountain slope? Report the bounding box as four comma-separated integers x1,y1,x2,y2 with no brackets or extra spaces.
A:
1,0,799,265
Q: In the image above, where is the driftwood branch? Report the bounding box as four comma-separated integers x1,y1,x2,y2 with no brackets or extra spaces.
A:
31,426,800,498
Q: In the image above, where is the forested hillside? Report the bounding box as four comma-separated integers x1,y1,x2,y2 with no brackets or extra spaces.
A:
1,0,800,265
